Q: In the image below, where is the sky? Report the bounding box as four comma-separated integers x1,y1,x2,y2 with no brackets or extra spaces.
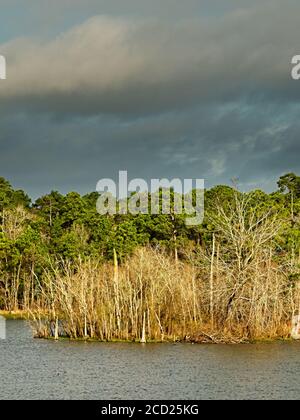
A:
0,0,299,198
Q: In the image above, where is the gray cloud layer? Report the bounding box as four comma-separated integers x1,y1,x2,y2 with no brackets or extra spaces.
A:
0,0,299,197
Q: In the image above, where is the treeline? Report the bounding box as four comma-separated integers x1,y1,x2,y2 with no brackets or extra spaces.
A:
0,173,300,342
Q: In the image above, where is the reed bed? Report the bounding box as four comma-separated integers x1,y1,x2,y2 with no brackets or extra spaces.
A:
31,246,298,343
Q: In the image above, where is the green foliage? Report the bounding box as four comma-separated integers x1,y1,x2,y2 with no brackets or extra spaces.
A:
278,172,300,198
0,177,30,212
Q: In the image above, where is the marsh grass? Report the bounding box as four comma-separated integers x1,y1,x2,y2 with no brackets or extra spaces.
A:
30,248,297,343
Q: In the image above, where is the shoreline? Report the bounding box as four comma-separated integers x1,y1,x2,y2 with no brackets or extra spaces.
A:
0,311,294,344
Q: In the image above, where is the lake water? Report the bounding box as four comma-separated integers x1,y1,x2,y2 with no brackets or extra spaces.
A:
0,320,299,400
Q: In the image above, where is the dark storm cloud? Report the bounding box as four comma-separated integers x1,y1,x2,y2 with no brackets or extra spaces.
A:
0,0,299,196
1,102,299,198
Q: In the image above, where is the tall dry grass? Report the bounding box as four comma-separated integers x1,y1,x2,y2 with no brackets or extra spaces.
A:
32,249,201,341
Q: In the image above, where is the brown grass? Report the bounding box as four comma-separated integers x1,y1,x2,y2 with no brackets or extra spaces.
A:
31,243,298,343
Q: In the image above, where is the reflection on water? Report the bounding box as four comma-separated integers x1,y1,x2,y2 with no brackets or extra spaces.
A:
0,320,299,400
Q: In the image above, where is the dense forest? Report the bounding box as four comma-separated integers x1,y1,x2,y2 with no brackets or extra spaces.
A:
1,173,300,343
